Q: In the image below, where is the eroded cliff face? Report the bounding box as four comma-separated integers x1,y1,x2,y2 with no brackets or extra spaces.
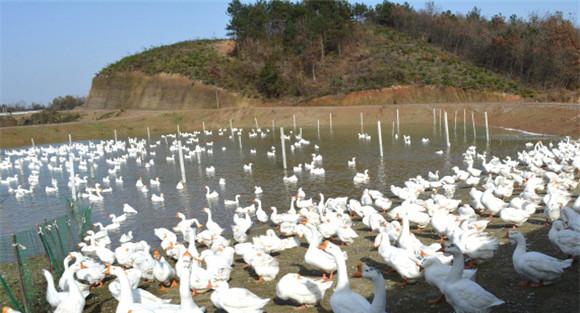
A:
85,72,259,110
86,71,522,110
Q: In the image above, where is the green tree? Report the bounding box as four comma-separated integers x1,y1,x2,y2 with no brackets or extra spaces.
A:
256,61,285,98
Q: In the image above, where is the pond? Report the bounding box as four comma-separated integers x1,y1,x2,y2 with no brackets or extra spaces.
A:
0,122,555,262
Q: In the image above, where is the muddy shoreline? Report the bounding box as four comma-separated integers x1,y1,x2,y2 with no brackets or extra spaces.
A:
0,102,578,148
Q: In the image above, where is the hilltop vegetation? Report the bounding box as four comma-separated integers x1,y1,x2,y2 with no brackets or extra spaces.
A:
97,0,579,101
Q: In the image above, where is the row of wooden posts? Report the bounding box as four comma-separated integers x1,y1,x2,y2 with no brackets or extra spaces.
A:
47,108,490,200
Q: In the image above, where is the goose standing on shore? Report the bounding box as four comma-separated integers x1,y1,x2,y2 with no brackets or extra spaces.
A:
508,230,573,286
318,240,372,313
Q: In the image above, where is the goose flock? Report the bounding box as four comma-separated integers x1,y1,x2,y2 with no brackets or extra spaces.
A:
0,125,579,313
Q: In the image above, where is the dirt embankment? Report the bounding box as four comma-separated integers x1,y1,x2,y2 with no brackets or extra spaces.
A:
299,86,522,106
85,72,262,110
0,103,578,149
85,71,526,111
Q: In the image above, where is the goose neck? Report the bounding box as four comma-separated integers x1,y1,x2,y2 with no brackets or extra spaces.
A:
370,274,387,312
446,251,464,283
331,249,350,291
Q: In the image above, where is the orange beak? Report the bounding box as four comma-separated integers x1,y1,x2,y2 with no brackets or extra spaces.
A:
104,265,111,275
317,240,329,251
207,280,213,289
183,251,192,258
351,263,363,278
80,262,87,270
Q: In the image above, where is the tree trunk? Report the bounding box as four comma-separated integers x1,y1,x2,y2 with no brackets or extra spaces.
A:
320,34,325,60
311,63,316,81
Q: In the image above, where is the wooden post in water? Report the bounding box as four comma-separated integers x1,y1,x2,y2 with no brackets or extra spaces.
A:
293,114,297,131
299,128,303,138
392,120,395,137
329,113,333,132
396,108,400,135
377,120,384,157
177,125,181,136
317,119,320,139
484,112,490,144
238,131,242,149
432,108,436,133
360,112,364,133
444,111,450,147
280,127,287,169
177,138,186,183
463,109,467,140
114,129,118,143
146,127,151,143
438,109,442,135
272,120,275,136
229,119,233,137
454,110,457,135
254,117,259,129
471,111,477,140
69,134,72,146
69,154,76,201
202,121,206,133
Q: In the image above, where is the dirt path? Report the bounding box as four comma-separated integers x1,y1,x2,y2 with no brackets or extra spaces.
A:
0,102,578,148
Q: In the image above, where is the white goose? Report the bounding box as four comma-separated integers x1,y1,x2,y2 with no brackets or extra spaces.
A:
203,207,224,235
210,282,269,313
439,244,504,313
353,169,369,184
176,259,205,313
275,273,333,308
205,186,219,201
548,220,580,257
351,263,387,313
255,199,269,223
151,193,165,203
347,157,356,168
123,203,138,214
508,230,572,286
318,240,372,313
225,194,241,207
53,266,86,313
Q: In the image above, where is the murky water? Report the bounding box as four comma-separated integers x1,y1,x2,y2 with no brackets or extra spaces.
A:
0,123,555,261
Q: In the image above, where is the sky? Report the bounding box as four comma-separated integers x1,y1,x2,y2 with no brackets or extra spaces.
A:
1,0,578,105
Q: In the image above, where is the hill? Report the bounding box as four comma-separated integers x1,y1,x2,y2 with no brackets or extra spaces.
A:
86,1,579,109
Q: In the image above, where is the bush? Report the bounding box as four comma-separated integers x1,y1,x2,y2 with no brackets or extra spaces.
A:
20,110,80,126
49,95,85,110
